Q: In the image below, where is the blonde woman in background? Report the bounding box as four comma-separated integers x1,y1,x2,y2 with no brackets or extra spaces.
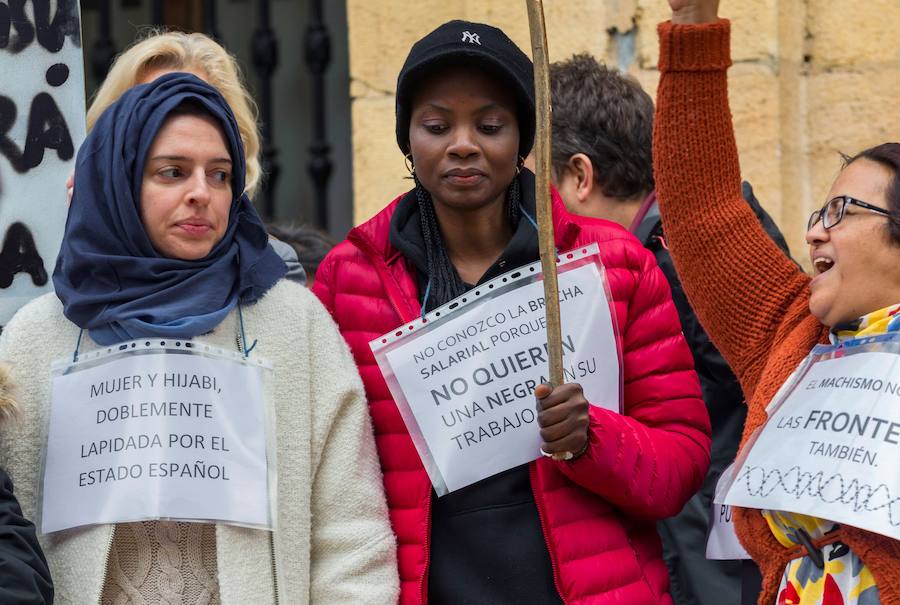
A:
87,31,262,198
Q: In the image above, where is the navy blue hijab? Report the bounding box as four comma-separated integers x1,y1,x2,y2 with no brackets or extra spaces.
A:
53,73,286,345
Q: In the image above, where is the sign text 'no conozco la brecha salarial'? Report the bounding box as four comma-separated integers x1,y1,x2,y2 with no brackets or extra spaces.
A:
372,245,622,496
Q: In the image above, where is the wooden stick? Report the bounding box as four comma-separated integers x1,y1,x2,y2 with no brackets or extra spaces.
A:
526,0,563,389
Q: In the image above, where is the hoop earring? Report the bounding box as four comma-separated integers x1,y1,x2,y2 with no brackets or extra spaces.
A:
404,153,415,175
516,155,525,176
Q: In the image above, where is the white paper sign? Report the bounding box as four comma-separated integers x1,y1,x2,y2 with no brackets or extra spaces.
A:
706,503,750,560
42,341,273,534
706,469,751,560
0,2,86,324
371,245,620,495
722,343,900,540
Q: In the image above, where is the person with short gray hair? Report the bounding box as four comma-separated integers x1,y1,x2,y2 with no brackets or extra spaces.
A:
549,52,791,605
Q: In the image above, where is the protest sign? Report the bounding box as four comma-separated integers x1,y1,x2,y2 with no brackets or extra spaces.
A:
721,334,900,540
0,1,85,325
706,469,751,560
41,340,274,534
371,244,620,495
705,502,750,560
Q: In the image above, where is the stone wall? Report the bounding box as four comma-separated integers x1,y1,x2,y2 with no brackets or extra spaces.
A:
346,1,900,268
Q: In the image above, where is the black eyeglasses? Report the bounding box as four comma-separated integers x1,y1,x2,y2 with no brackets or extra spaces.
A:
807,195,892,231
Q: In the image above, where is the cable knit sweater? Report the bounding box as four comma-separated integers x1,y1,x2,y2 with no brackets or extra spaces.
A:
0,280,399,605
101,521,219,605
653,18,900,605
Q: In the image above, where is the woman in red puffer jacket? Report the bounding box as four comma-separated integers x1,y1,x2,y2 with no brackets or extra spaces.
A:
313,19,710,605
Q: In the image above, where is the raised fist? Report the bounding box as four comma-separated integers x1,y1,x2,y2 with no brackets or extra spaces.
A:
668,0,720,24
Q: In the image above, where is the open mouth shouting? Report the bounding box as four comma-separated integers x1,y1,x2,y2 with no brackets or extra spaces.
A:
812,255,835,275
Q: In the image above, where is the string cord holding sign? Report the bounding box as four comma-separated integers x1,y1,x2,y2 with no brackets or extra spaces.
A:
418,204,540,322
72,328,84,363
420,279,433,322
520,204,539,232
237,303,258,358
70,303,258,362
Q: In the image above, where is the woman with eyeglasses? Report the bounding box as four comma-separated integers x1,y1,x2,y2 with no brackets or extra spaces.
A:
652,0,899,603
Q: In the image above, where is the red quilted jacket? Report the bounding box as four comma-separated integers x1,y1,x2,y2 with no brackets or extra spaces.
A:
313,190,711,605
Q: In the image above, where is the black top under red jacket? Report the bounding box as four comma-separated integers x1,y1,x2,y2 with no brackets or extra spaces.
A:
314,174,711,605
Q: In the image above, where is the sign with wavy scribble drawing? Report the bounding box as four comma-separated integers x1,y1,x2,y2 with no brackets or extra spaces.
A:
721,336,900,539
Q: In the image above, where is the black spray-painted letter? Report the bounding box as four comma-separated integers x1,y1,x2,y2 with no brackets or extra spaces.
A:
0,222,47,288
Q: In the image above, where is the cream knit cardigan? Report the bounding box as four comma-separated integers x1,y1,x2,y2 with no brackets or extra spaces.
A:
0,280,399,604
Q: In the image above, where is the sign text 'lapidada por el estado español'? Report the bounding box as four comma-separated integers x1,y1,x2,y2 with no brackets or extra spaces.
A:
41,341,275,534
371,244,621,496
719,333,900,540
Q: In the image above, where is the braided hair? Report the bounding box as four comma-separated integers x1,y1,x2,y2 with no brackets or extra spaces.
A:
415,174,522,312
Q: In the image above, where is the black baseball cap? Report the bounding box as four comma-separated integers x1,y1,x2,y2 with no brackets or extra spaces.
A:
395,20,535,158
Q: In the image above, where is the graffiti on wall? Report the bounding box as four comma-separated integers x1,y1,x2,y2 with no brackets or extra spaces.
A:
0,0,84,324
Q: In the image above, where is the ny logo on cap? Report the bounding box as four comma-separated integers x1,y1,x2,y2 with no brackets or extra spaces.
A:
461,31,481,45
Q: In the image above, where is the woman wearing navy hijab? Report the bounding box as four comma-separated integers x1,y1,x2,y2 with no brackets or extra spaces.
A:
0,73,398,604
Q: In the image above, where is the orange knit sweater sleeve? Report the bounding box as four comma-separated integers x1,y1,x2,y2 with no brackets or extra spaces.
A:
653,19,811,396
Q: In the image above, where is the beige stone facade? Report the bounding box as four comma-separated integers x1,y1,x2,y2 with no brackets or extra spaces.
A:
346,1,900,269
